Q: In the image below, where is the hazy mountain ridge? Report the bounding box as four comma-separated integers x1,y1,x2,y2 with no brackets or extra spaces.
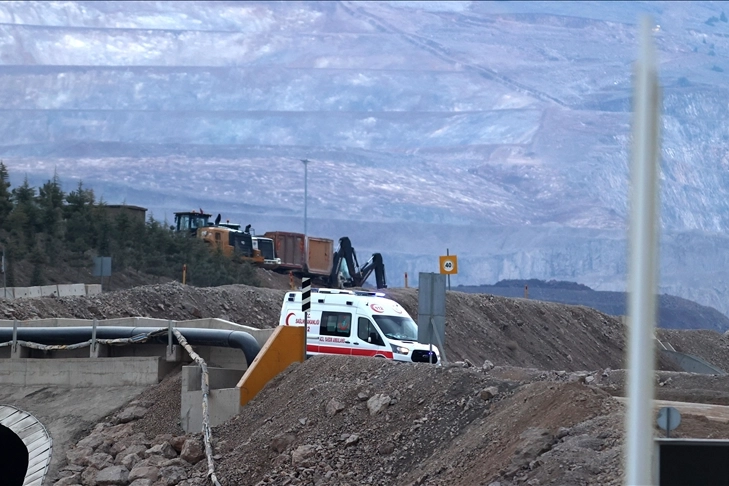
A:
458,279,729,332
4,1,729,319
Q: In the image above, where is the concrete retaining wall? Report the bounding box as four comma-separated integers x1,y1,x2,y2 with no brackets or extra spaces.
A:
662,350,726,375
182,388,240,433
194,346,250,370
0,357,175,386
41,285,59,297
58,283,86,297
181,326,306,433
0,318,104,328
14,286,41,298
181,366,245,433
86,284,102,295
0,283,102,300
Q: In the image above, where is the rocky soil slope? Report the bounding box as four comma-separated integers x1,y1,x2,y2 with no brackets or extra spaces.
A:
51,361,729,486
5,280,720,372
1,276,728,485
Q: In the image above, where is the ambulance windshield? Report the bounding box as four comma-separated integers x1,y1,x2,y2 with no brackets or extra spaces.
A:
372,315,418,341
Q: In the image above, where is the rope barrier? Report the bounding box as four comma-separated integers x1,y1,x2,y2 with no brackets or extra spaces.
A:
172,329,222,486
0,328,168,351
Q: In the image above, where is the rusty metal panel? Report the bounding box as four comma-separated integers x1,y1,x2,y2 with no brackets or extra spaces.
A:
264,232,305,270
307,237,333,276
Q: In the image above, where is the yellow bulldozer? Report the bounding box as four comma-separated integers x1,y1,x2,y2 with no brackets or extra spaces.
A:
173,211,280,268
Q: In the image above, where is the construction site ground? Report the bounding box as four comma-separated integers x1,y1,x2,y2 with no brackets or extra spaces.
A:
2,271,729,485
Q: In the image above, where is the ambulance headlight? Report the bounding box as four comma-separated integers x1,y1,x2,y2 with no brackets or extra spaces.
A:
390,344,410,355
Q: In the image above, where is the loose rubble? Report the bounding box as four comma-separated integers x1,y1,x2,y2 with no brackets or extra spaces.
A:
1,278,726,485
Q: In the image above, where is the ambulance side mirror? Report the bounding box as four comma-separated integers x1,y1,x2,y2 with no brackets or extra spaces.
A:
367,336,372,343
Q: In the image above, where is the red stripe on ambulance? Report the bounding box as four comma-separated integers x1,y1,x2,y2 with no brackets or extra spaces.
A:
307,344,394,359
351,347,394,359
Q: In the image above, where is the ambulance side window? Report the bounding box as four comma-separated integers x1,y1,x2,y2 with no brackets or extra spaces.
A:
358,317,385,346
320,311,352,337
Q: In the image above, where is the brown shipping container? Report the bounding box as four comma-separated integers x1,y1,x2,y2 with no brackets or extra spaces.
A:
265,232,305,270
264,232,333,276
307,237,334,275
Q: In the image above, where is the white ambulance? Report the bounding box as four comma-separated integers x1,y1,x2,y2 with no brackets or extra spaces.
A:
279,288,440,364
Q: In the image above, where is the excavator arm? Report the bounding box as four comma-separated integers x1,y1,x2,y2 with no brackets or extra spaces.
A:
357,253,387,289
330,237,357,288
329,237,387,289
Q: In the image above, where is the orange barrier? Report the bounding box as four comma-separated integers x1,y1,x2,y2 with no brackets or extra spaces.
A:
237,325,306,407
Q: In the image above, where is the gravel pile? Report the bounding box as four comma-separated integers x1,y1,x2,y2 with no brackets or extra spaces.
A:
3,277,727,485
0,282,287,329
52,357,729,486
0,281,697,371
55,373,208,486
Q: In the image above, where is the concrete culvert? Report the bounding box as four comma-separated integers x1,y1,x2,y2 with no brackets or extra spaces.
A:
0,405,52,486
0,423,27,486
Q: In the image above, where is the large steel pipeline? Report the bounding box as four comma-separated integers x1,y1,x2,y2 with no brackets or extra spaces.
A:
0,326,260,366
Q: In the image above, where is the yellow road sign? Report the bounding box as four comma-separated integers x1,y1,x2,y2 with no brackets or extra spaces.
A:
439,255,458,275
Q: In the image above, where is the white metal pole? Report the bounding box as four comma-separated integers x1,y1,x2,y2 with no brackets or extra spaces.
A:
303,159,308,238
302,159,309,265
625,15,662,486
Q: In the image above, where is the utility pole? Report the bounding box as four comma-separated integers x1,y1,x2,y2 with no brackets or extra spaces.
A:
625,16,662,486
301,158,310,261
301,159,309,238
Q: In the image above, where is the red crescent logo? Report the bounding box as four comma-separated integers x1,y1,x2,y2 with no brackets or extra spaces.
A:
370,303,384,313
285,312,295,326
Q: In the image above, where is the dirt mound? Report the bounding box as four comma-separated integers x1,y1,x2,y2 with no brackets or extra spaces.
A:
13,282,729,485
0,282,287,329
658,328,729,372
53,357,729,486
385,288,627,371
0,282,709,371
202,356,618,486
2,283,631,371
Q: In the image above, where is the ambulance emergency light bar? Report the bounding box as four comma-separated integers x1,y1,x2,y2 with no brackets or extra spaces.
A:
287,288,387,302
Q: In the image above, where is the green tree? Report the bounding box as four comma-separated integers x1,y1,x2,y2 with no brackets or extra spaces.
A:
28,242,47,286
64,181,96,249
109,211,132,270
94,205,112,256
11,177,40,242
3,244,15,287
67,236,90,279
0,170,261,289
37,172,65,235
64,181,95,214
36,172,66,264
0,162,13,230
